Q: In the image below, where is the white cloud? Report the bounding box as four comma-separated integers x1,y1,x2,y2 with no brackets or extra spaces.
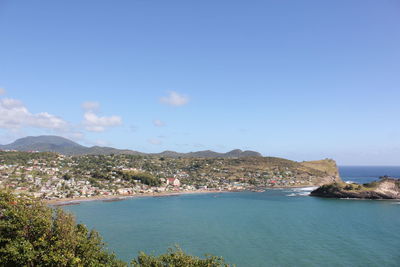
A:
148,138,162,145
83,111,122,132
160,91,189,106
0,88,6,95
153,119,165,127
82,101,100,111
0,96,122,142
82,101,123,132
30,112,68,129
0,97,68,130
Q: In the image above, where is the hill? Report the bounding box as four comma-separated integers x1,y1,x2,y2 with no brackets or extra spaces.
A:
0,136,144,156
0,135,261,158
158,149,262,158
0,136,87,155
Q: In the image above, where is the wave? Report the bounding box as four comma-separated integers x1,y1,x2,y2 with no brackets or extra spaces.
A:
287,192,311,197
285,186,317,197
289,187,318,193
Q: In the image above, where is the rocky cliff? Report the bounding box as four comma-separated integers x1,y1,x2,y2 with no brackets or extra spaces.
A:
300,159,342,185
310,178,400,199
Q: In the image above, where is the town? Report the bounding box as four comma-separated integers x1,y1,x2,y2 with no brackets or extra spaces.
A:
0,151,339,201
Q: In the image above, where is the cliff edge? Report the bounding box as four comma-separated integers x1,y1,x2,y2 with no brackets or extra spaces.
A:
300,159,342,185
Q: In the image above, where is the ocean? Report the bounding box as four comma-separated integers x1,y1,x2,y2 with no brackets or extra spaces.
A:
63,166,400,266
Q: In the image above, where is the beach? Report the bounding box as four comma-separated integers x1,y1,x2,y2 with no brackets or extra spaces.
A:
46,184,324,206
46,189,226,205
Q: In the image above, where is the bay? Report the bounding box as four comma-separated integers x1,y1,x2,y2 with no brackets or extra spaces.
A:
64,167,400,266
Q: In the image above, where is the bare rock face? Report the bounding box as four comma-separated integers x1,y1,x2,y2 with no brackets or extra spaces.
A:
300,159,342,185
374,179,400,198
310,178,400,199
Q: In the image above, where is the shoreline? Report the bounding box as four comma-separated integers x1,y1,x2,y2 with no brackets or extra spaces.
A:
46,185,319,206
46,189,228,206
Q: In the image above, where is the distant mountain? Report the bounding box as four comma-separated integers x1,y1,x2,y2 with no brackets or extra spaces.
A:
0,136,143,156
0,135,262,158
158,149,262,158
0,136,87,155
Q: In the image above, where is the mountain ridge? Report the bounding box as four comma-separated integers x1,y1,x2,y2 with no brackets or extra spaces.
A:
0,135,262,158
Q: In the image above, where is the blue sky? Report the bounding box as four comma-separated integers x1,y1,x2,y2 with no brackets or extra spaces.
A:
0,0,399,165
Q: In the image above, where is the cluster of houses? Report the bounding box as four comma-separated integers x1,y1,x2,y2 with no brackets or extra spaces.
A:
1,167,186,200
0,157,251,200
0,151,320,200
0,156,190,199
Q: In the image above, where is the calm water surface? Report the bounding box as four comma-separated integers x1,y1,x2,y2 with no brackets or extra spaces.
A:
64,167,400,266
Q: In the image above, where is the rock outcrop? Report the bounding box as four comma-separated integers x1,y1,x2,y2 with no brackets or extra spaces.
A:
310,178,400,199
300,159,342,185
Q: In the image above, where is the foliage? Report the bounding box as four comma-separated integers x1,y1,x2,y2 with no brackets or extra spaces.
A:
62,173,72,180
0,191,125,267
0,151,57,165
362,182,379,190
132,246,231,267
121,171,161,187
343,183,362,191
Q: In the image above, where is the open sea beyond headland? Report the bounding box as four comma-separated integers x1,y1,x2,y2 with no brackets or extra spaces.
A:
64,166,400,266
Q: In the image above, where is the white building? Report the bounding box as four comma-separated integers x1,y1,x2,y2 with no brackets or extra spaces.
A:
167,178,181,187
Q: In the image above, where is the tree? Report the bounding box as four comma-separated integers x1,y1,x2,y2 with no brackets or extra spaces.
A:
62,173,72,181
121,171,161,187
132,246,231,267
0,190,125,267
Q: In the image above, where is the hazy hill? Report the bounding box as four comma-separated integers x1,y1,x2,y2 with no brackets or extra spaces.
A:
0,136,88,155
0,136,261,158
0,136,143,156
158,149,262,158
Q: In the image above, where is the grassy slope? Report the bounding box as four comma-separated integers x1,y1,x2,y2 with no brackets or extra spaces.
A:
300,159,340,178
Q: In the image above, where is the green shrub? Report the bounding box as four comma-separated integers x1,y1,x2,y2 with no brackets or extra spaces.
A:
132,246,231,267
122,171,161,186
0,191,125,267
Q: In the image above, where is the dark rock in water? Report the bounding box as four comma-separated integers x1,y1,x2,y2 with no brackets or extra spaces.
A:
310,178,400,199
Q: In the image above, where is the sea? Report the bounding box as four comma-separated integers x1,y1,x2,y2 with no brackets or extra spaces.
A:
63,166,400,266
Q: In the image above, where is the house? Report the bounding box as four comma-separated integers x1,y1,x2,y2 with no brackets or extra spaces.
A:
116,188,132,195
166,178,180,187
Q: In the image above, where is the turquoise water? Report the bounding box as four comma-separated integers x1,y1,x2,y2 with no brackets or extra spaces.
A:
63,168,400,266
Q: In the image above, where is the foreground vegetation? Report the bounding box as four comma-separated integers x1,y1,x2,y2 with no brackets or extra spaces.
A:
0,190,231,266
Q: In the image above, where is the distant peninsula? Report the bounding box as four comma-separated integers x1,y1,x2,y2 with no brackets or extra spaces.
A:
310,178,400,199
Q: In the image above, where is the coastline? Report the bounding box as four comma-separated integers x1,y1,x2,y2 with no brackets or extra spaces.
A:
46,185,319,206
46,189,228,206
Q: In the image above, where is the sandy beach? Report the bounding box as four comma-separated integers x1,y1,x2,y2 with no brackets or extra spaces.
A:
46,189,227,206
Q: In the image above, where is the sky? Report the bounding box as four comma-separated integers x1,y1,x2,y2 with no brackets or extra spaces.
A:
0,0,399,165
